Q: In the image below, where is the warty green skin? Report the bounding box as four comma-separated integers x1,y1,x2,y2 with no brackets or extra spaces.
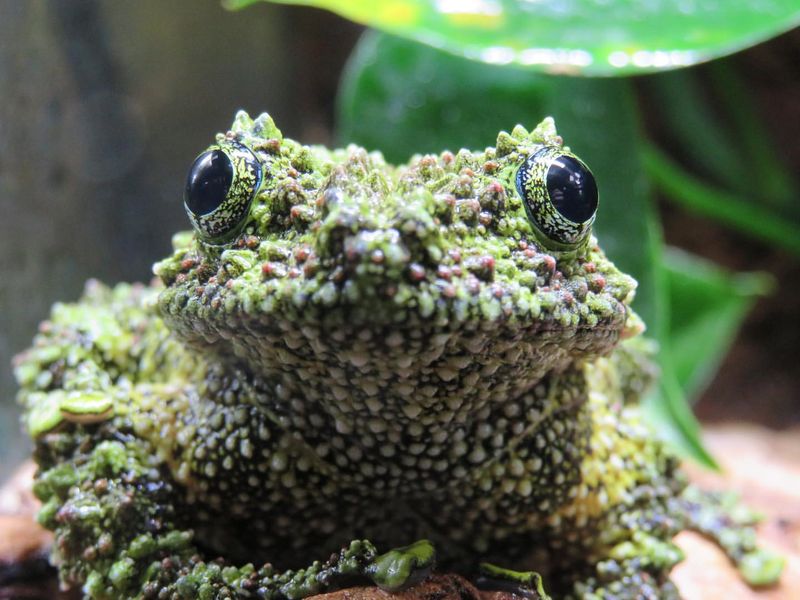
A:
15,112,782,599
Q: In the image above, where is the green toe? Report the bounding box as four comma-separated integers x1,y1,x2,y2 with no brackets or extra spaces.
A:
681,485,785,587
364,540,436,592
739,548,785,587
475,563,551,600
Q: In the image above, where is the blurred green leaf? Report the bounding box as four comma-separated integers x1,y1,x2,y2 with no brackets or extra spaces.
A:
643,144,800,255
337,31,718,466
642,248,771,470
644,69,748,192
639,229,719,469
644,364,720,470
229,0,800,76
644,64,799,222
663,247,771,401
706,61,799,213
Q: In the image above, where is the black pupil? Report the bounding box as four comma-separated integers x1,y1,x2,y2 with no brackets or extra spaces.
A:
184,149,233,216
546,155,598,223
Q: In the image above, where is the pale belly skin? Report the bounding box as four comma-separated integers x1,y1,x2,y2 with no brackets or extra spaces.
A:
16,112,782,599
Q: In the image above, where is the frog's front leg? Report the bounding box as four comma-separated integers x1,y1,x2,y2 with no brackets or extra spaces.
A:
562,484,785,599
501,468,685,599
553,446,783,598
26,373,432,599
677,485,784,587
33,416,434,599
568,531,684,599
467,382,774,597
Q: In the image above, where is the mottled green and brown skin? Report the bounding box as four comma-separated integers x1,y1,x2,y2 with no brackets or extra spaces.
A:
15,112,781,599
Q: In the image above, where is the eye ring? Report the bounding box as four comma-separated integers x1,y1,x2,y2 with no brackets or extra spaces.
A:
515,147,598,248
183,141,262,242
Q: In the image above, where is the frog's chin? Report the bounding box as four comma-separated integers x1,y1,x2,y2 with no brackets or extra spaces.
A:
160,265,628,415
189,309,623,424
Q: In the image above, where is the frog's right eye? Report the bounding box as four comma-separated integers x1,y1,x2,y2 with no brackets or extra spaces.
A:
515,146,598,249
183,142,261,242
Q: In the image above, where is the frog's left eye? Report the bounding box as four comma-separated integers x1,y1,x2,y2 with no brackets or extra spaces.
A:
515,147,598,248
183,142,262,241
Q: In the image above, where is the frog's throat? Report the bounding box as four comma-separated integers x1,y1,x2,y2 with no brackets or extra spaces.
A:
186,315,619,431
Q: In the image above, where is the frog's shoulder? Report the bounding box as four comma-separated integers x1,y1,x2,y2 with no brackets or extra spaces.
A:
585,335,659,407
15,280,193,439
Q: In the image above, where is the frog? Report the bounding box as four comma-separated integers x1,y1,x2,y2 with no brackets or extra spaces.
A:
14,111,783,599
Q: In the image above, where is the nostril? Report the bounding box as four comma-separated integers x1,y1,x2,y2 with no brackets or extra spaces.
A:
317,224,350,263
343,234,362,264
315,204,361,261
342,229,411,270
316,186,343,217
317,222,414,285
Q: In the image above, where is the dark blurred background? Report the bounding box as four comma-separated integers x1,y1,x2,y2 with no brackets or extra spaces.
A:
1,0,798,481
0,0,359,478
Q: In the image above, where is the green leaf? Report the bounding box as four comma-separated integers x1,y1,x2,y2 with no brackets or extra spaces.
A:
644,364,720,470
643,143,800,255
229,0,800,76
642,248,770,470
643,63,799,220
639,227,719,469
705,61,799,213
337,31,716,466
663,247,771,401
643,69,748,193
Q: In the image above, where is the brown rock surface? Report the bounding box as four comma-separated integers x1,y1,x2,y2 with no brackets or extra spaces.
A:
309,575,486,600
0,461,62,599
1,424,798,599
0,461,50,563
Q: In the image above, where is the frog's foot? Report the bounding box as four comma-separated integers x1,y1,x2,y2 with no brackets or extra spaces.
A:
474,563,551,600
157,539,435,599
569,531,684,600
678,485,784,587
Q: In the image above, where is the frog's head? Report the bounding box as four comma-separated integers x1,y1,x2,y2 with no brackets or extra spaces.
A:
155,111,639,421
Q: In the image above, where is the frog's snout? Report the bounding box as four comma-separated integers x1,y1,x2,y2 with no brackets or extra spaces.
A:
314,206,434,287
313,180,445,288
346,228,413,269
316,224,429,300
